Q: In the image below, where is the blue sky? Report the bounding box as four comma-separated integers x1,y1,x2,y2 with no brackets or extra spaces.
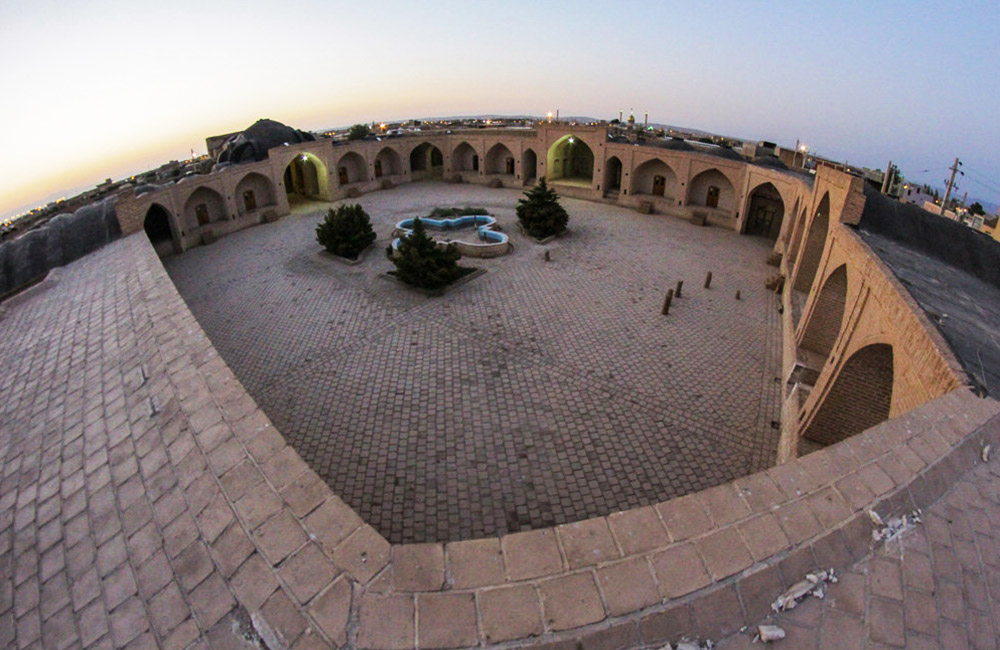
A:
1,0,997,217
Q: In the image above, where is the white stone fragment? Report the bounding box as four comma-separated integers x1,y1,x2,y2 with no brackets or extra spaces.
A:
868,509,884,526
983,444,991,462
758,625,786,642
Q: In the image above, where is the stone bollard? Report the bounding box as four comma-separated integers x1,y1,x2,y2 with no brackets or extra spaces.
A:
544,250,551,262
735,290,741,300
704,272,712,288
675,280,683,298
661,288,674,315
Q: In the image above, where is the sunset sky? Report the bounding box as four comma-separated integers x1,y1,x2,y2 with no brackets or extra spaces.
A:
2,0,998,219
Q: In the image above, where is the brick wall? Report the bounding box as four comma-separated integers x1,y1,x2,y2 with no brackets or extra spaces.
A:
799,264,848,357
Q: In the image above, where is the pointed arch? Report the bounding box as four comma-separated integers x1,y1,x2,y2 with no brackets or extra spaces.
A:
799,265,848,359
143,203,178,257
182,186,227,230
631,158,680,200
687,168,736,212
522,148,538,184
484,143,515,175
546,134,593,184
374,147,402,179
452,142,478,172
744,182,785,239
604,156,623,193
283,152,330,200
794,193,830,292
409,142,443,179
336,151,368,186
803,343,894,446
235,172,276,216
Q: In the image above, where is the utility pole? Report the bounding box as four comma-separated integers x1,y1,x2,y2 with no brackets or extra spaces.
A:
941,157,963,214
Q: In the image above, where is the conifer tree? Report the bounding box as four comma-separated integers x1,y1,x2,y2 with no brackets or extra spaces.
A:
391,217,464,289
516,178,569,238
315,204,376,259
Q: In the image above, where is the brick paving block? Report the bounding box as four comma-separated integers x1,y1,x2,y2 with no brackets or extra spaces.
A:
446,538,504,589
834,472,876,512
737,512,790,562
870,557,904,601
126,520,162,567
775,499,822,544
279,543,338,604
79,598,110,647
692,584,745,640
936,580,965,621
137,551,174,600
235,483,283,531
189,572,235,629
109,597,149,647
968,609,997,650
174,540,214,592
220,460,264,502
502,528,564,581
696,527,754,581
870,597,906,647
280,472,329,518
478,583,544,643
71,566,101,611
41,604,79,650
557,517,620,568
595,556,660,616
638,602,695,646
392,543,445,592
817,610,863,650
261,446,310,490
255,509,308,565
777,546,819,589
607,506,669,555
230,553,280,611
149,582,189,637
331,525,390,584
163,618,200,650
252,588,305,648
939,619,970,650
357,594,414,650
900,551,934,592
416,592,477,649
738,564,784,622
103,563,138,611
701,483,751,527
734,472,785,514
304,497,364,552
309,578,352,647
539,571,606,631
903,589,938,637
196,491,235,543
805,486,853,529
651,543,711,599
656,493,713,542
163,514,199,559
578,621,641,650
210,522,255,578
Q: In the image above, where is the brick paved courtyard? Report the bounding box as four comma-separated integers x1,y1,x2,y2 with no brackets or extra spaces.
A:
165,182,783,543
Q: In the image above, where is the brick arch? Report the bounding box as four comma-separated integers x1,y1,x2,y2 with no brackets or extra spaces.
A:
234,172,276,216
522,148,537,183
793,192,830,292
484,142,514,175
686,168,737,212
787,205,809,264
336,151,368,185
182,186,227,230
799,264,848,358
451,142,478,172
374,147,403,178
743,181,785,239
143,203,176,247
802,343,894,446
631,158,680,200
408,142,443,177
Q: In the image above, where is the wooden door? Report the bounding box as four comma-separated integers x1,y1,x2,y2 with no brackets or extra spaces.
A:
243,190,256,212
652,175,665,196
706,186,720,208
338,167,349,185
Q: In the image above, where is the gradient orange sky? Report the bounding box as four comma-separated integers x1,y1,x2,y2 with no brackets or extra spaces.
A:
2,0,998,219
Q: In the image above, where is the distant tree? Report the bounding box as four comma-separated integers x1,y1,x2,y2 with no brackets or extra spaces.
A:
969,202,985,216
347,124,371,140
315,204,376,259
610,118,621,125
391,217,466,290
516,178,569,239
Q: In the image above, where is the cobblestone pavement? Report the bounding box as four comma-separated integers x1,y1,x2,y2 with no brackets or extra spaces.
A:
165,182,783,543
715,445,1000,650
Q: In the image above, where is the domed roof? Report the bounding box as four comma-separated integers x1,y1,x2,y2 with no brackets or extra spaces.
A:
216,119,316,165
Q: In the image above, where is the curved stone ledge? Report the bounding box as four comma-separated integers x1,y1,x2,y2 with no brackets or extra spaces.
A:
2,230,998,650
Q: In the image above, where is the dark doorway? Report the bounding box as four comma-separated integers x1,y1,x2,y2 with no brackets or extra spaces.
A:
652,175,666,197
243,190,257,213
195,204,210,226
706,186,720,208
338,167,349,185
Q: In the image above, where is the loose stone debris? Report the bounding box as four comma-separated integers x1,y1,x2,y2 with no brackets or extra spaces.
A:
771,568,838,612
983,443,992,462
869,509,922,543
755,625,786,642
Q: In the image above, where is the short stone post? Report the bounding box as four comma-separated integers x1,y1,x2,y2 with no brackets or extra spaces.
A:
675,280,683,298
661,289,674,315
544,250,551,262
704,272,712,288
735,290,741,300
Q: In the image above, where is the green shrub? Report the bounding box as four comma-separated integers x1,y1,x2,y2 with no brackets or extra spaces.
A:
315,204,376,259
391,217,470,290
516,178,568,238
347,124,370,140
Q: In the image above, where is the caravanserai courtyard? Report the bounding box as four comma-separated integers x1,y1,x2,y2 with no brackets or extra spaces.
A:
164,182,783,543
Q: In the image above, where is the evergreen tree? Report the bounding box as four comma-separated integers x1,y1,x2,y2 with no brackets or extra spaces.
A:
516,178,569,238
391,217,464,289
315,204,376,259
